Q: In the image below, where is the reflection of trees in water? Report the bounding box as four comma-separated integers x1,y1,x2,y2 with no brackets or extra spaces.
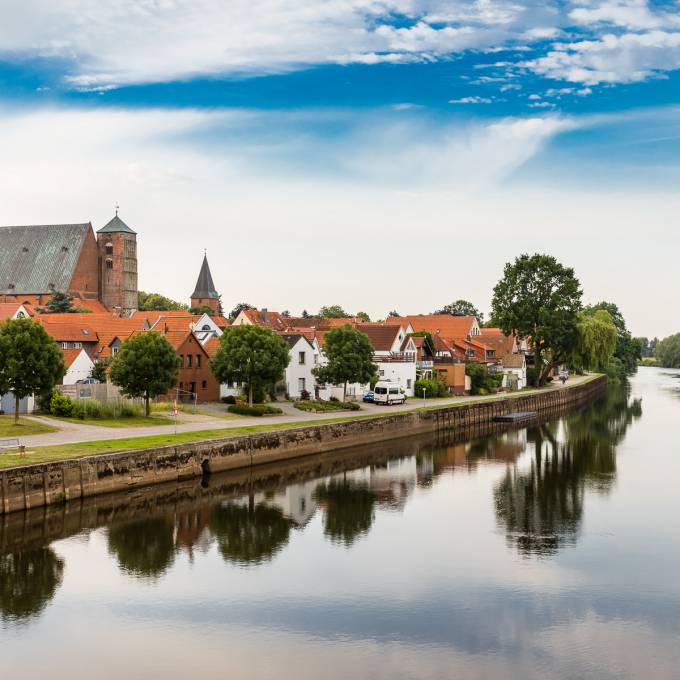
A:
0,548,64,622
495,384,642,557
315,480,376,547
107,518,176,579
209,497,292,566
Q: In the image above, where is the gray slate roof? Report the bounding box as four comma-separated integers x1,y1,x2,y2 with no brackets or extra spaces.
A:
0,223,91,294
191,254,219,299
97,214,136,234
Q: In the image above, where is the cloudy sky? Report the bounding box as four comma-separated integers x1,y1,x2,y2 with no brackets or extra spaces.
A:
0,1,678,337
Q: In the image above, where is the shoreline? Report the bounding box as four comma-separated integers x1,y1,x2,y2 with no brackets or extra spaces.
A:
0,375,607,515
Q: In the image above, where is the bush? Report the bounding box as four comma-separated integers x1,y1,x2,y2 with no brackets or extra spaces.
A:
299,389,311,401
227,404,283,417
70,399,144,420
414,379,447,398
37,390,55,414
329,395,339,402
466,364,502,395
50,392,75,417
526,366,539,387
221,395,237,404
294,400,360,413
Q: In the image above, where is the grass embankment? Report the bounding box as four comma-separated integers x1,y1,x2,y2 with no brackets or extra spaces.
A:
47,415,174,429
0,416,59,438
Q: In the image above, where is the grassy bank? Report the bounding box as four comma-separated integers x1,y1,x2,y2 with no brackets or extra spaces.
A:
0,416,59,438
46,415,174,429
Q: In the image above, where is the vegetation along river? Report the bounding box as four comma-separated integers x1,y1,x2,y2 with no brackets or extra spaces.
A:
1,367,679,679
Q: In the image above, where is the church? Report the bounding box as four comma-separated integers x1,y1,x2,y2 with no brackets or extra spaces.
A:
0,213,138,313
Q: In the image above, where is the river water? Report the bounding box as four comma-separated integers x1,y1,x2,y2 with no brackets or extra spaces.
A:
1,367,679,679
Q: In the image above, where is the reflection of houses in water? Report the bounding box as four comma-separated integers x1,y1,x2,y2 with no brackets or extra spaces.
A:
173,509,214,557
432,430,528,473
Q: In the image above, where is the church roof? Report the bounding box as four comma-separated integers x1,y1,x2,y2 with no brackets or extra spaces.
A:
191,254,219,300
97,214,136,234
0,223,91,294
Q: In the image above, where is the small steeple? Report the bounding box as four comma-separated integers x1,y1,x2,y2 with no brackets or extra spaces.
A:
190,253,221,315
97,212,136,234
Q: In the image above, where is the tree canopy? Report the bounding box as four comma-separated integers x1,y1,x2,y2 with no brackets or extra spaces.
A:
89,360,107,383
138,291,188,312
108,332,180,415
189,305,215,317
210,325,290,405
573,309,617,372
312,325,377,400
318,305,351,319
491,254,582,385
228,302,253,321
435,299,484,324
0,318,66,422
654,333,680,368
315,480,376,546
356,311,371,322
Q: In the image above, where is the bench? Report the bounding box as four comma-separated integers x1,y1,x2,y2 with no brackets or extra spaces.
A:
0,438,21,453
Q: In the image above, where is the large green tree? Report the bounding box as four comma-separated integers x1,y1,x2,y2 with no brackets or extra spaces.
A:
312,325,377,400
0,318,65,423
108,332,180,416
655,333,680,368
435,299,484,324
318,305,351,319
138,291,188,312
210,325,290,406
228,302,253,321
491,254,582,386
573,309,617,372
583,302,641,377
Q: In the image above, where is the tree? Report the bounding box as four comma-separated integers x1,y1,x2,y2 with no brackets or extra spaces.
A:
315,480,376,546
229,302,253,321
435,299,484,324
0,318,66,423
43,290,77,314
108,332,180,416
573,309,617,372
356,311,371,322
318,305,351,319
210,325,290,406
89,360,107,383
189,305,215,317
583,302,640,377
655,333,680,368
387,310,400,318
301,310,310,318
312,325,377,401
281,310,291,318
491,254,582,386
138,291,188,312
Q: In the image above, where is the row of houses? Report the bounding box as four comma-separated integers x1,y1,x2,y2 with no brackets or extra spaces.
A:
0,257,528,408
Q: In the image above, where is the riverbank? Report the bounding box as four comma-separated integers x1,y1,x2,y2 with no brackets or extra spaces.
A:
0,374,606,515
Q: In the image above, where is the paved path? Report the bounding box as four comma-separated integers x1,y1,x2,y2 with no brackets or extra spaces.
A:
20,375,592,448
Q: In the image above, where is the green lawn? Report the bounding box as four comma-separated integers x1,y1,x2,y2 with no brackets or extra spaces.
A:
0,416,59,439
47,415,174,429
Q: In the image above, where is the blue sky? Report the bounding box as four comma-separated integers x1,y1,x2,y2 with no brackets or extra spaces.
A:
0,1,678,335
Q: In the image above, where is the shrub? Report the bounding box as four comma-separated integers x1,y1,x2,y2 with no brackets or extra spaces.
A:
414,379,447,398
294,400,360,413
70,399,144,420
299,389,311,401
221,395,237,404
466,364,502,395
526,366,539,387
227,404,283,417
50,392,75,417
329,395,339,402
36,389,55,414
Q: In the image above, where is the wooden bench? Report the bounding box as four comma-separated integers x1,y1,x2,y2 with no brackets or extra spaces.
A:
0,438,21,454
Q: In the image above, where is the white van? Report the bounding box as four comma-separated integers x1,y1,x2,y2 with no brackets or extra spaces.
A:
373,381,406,405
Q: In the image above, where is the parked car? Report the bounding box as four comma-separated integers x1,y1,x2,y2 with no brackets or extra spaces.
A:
76,378,99,385
363,391,375,403
373,381,406,405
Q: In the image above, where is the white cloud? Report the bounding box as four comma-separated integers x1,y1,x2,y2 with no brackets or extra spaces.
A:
449,96,494,103
568,0,680,31
523,30,680,84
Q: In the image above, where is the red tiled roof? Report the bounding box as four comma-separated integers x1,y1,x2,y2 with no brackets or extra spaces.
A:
61,347,86,369
0,303,29,321
353,324,404,352
397,314,478,339
241,308,291,331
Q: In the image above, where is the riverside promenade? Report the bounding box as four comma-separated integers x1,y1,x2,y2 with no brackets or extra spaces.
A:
20,374,594,449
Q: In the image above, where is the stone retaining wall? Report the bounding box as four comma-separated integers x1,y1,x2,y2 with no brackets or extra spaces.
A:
0,375,606,515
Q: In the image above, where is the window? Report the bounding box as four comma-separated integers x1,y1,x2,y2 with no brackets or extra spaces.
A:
61,342,68,349
196,354,201,368
179,382,184,390
298,351,306,365
379,369,385,376
186,354,192,368
201,380,207,389
73,342,82,349
105,242,113,255
105,258,113,269
407,379,412,389
111,346,119,356
298,377,306,391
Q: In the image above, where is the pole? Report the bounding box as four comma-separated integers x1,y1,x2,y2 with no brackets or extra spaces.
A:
422,387,426,407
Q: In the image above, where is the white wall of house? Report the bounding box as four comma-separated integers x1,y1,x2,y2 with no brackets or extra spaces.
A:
63,350,95,385
502,367,526,390
285,337,316,398
375,361,417,396
192,313,223,337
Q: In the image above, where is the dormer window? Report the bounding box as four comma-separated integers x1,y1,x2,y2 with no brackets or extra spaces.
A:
7,283,15,289
22,246,28,253
61,246,69,253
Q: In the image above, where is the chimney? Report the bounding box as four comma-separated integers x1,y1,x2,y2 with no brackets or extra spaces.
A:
261,308,268,324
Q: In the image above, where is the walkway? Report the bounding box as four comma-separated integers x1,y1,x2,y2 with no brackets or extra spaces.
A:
20,375,592,448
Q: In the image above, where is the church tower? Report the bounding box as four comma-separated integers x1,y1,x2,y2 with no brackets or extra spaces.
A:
190,253,221,315
97,212,138,313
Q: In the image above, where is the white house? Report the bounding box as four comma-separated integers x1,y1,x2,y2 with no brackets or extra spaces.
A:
500,353,527,390
191,312,224,343
281,334,316,399
62,348,95,385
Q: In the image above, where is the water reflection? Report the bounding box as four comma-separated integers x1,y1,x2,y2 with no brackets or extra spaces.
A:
494,384,642,557
315,480,376,546
0,548,64,623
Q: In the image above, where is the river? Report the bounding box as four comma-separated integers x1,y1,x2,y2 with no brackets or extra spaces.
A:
1,367,679,679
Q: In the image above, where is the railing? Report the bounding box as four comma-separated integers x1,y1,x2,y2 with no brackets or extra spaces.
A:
374,353,416,363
